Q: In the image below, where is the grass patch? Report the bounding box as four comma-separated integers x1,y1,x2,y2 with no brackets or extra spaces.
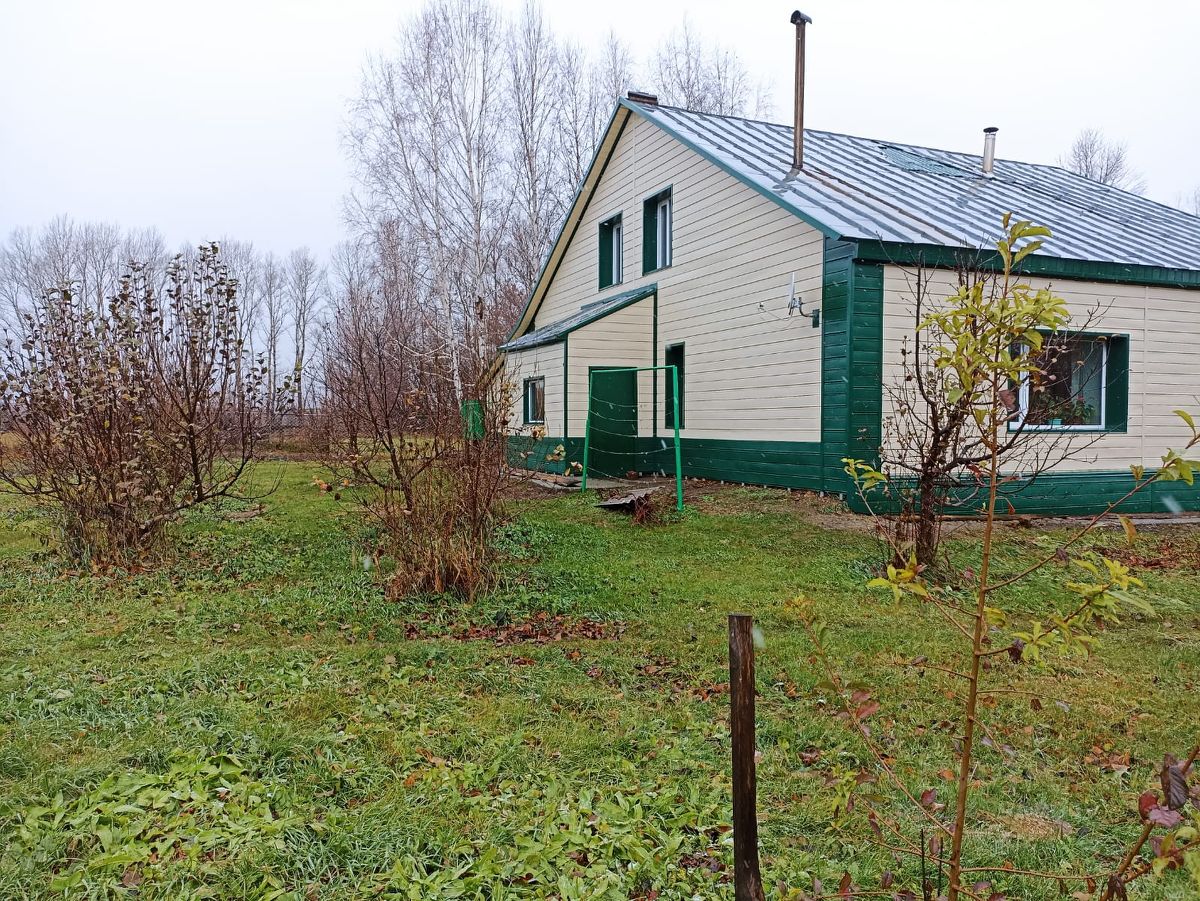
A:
0,467,1196,898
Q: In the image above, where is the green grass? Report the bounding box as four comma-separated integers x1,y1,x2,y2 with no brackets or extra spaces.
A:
0,464,1197,899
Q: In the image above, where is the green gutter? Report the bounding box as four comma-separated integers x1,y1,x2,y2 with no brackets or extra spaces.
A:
853,241,1200,290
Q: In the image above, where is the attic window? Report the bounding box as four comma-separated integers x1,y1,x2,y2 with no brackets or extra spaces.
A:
881,146,972,178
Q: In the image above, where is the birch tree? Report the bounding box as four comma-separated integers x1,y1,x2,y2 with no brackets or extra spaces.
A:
1059,128,1146,194
652,18,766,117
260,252,287,415
508,1,564,296
285,246,325,415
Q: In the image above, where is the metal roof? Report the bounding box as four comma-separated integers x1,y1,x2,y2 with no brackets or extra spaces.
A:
625,100,1200,272
498,283,656,351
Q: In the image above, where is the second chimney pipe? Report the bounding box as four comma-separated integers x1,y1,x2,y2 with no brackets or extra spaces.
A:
791,11,812,171
982,127,998,176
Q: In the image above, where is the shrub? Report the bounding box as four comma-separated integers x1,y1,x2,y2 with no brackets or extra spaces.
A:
0,245,270,564
318,282,515,600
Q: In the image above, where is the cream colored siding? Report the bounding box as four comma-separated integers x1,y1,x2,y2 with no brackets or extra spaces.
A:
534,113,825,442
502,343,564,434
882,265,1200,471
566,297,654,436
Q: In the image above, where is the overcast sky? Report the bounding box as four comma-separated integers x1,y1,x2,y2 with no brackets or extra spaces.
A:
2,0,1197,260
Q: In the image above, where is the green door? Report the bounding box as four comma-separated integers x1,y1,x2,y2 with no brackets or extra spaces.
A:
588,367,638,478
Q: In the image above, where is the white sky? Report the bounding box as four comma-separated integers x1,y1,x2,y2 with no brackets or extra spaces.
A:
2,0,1197,260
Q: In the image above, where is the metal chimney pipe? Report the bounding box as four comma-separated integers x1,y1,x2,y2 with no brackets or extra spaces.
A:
791,11,812,171
982,127,998,175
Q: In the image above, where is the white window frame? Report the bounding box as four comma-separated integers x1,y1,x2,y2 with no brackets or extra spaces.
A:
656,195,672,269
523,376,545,425
611,218,623,285
1011,336,1107,432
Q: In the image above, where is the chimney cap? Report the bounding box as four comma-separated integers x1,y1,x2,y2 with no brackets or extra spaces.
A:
983,126,999,134
790,10,812,25
626,90,659,106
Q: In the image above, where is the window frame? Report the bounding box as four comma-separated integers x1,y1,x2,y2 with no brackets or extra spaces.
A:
1010,333,1112,433
656,196,672,269
598,213,623,290
664,342,685,429
642,186,673,275
522,376,546,426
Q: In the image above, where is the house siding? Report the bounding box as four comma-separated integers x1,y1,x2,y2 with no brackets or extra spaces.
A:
879,265,1200,513
502,342,564,437
566,296,655,436
531,113,825,446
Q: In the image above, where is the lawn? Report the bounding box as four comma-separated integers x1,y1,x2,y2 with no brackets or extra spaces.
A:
0,463,1197,899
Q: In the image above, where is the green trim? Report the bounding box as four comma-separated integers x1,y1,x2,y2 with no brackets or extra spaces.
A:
1106,335,1130,433
883,469,1200,517
503,107,631,345
500,283,658,351
620,98,841,241
1006,331,1130,435
506,436,585,476
820,239,884,500
853,241,1200,290
664,343,685,429
598,213,622,290
562,335,570,438
651,292,659,437
642,185,673,275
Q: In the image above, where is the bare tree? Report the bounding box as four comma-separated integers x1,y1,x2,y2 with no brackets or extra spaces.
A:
1179,186,1200,217
596,31,635,110
651,18,766,116
259,252,287,415
507,1,565,297
879,251,1109,567
0,218,168,325
347,0,510,395
1058,127,1146,194
555,32,635,192
285,247,325,415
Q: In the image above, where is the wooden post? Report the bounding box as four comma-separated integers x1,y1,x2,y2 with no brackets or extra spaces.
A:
729,613,766,901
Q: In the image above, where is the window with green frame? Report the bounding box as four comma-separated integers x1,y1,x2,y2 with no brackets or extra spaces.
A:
642,187,672,274
664,343,684,429
1011,333,1129,432
523,376,545,425
598,214,623,290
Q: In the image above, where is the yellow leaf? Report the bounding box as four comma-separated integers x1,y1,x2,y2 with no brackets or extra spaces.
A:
1119,515,1137,547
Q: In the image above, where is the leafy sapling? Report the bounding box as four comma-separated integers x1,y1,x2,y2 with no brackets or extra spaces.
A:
803,216,1200,900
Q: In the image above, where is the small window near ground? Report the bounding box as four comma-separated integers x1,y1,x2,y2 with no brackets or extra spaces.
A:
664,343,684,429
642,188,672,274
1014,335,1115,430
598,214,623,290
523,377,545,425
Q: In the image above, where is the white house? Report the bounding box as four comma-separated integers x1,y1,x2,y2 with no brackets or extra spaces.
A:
495,18,1200,516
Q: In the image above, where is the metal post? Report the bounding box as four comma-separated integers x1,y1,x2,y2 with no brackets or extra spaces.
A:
581,369,594,493
729,613,765,901
671,365,683,511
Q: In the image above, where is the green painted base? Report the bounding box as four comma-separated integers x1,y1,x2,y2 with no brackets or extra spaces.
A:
853,470,1200,517
505,436,585,476
507,435,824,490
506,437,1200,517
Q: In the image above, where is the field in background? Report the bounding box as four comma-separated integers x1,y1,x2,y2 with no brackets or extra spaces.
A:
0,464,1197,899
